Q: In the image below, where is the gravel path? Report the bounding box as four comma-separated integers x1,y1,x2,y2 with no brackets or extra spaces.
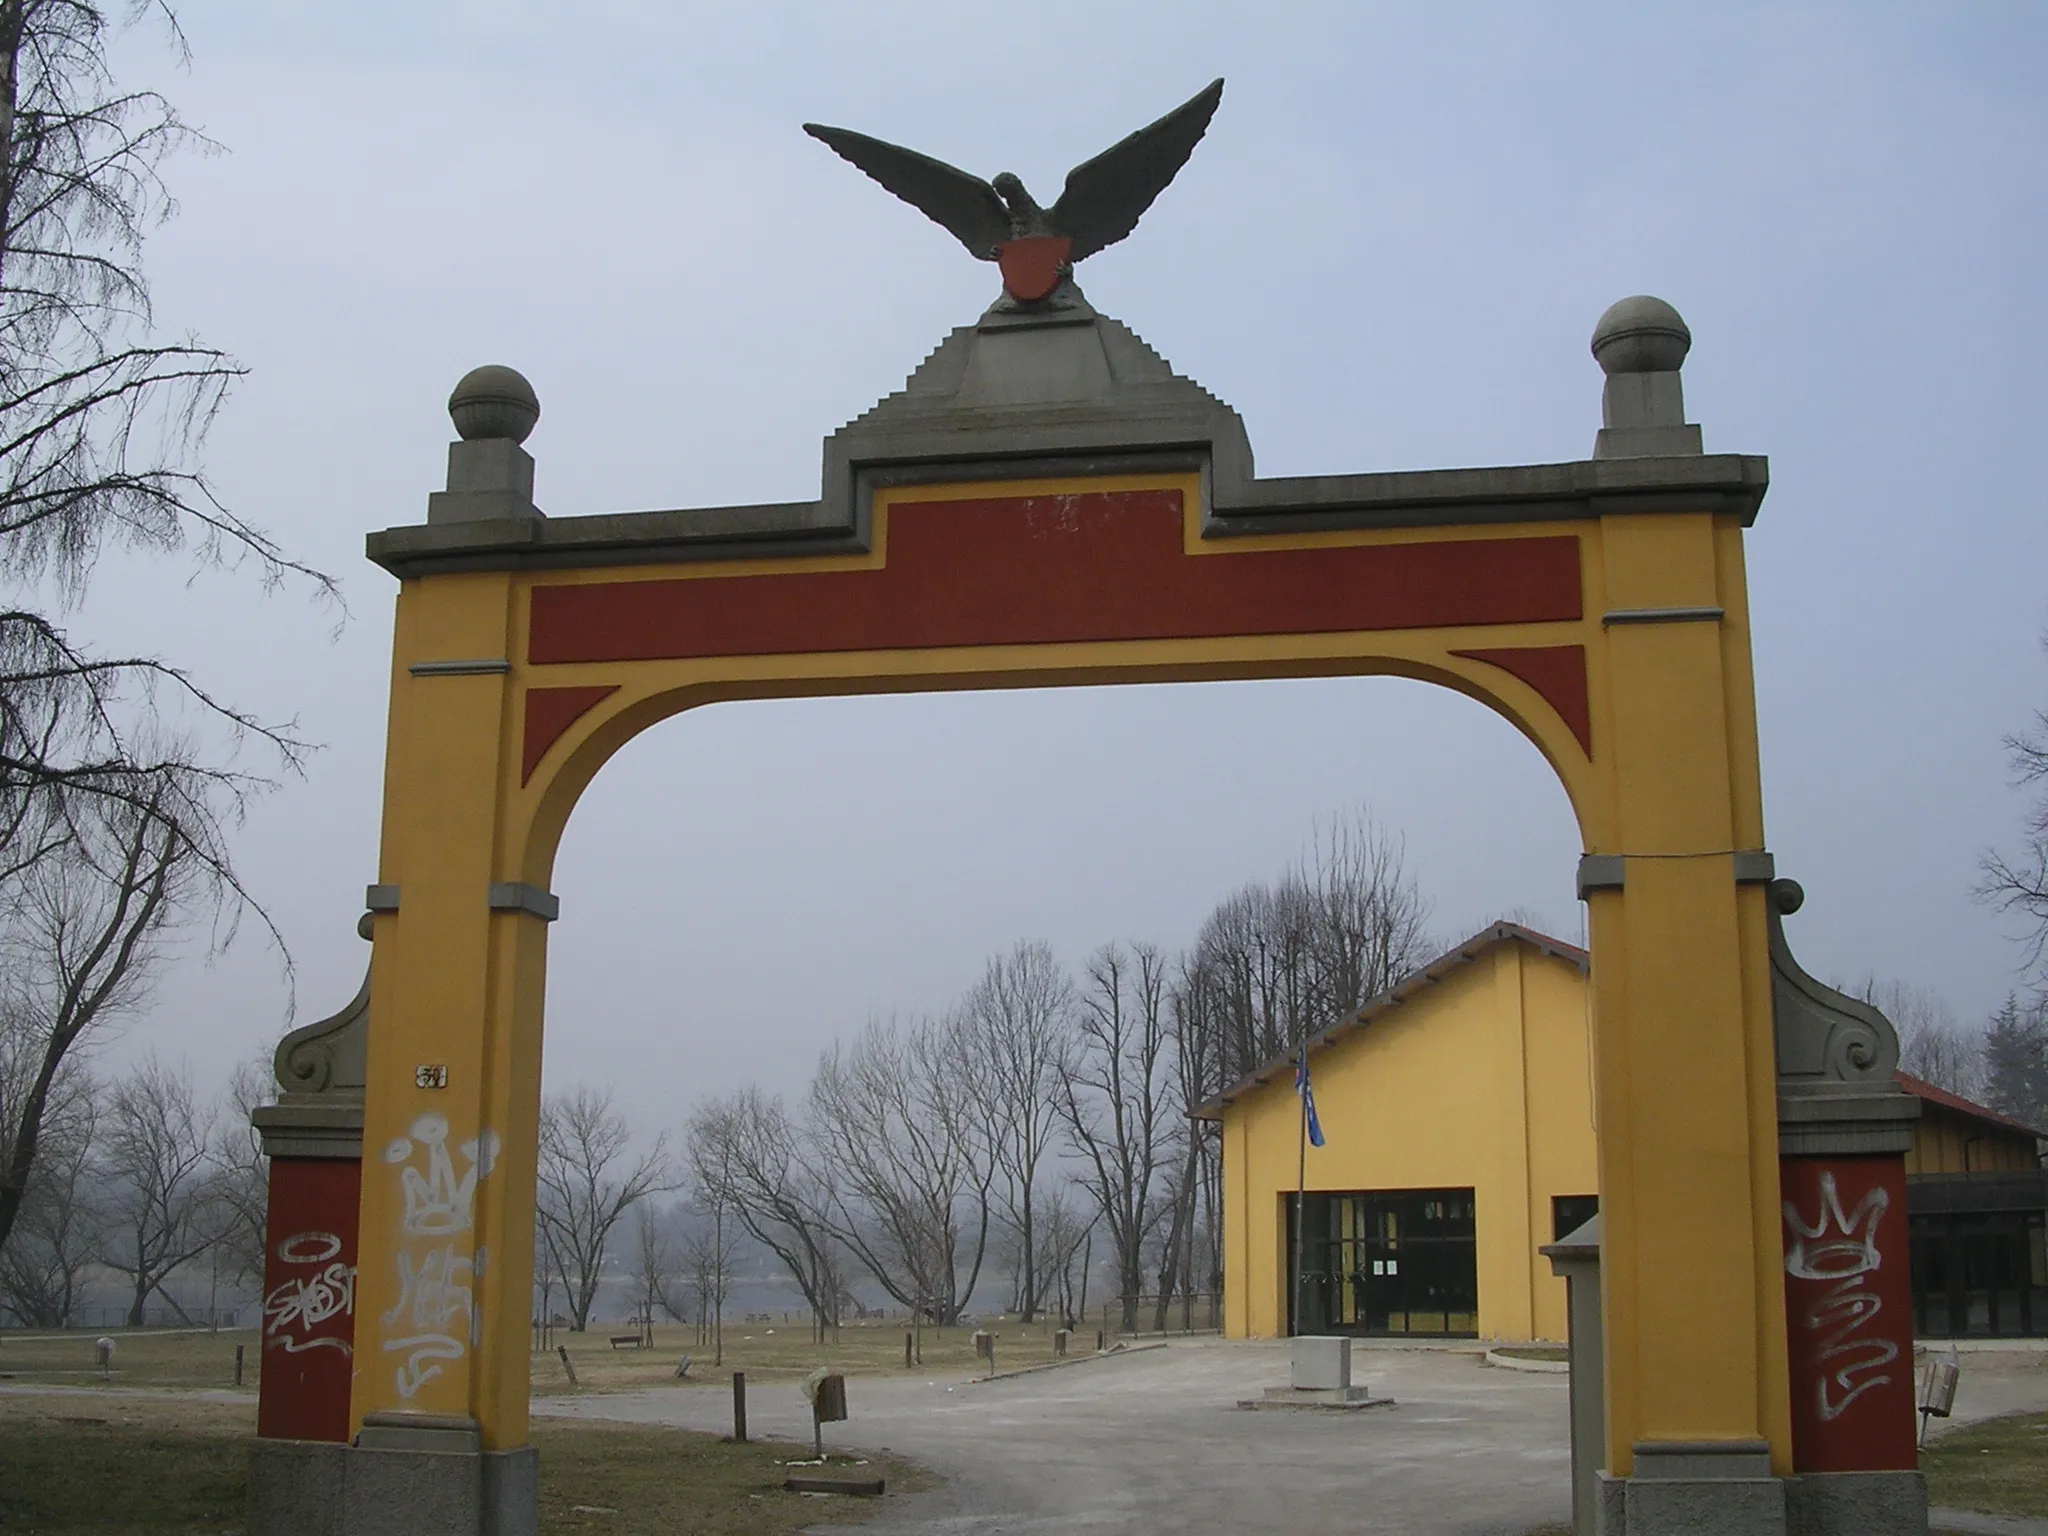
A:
539,1338,1575,1535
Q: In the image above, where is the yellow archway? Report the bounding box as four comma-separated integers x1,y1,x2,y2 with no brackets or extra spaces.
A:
337,294,1875,1533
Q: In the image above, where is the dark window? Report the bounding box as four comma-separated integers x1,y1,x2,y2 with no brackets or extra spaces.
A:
1552,1194,1599,1243
1908,1209,2047,1338
1290,1188,1478,1338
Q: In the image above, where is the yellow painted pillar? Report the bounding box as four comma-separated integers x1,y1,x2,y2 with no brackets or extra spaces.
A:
1586,511,1791,1477
350,572,546,1451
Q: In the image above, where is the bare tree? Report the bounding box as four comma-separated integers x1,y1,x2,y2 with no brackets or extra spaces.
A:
535,1084,668,1332
686,1086,842,1341
1169,954,1226,1329
1302,810,1435,1018
1981,642,2048,986
0,2,333,1262
808,1012,993,1327
1056,941,1175,1331
0,789,197,1260
1855,978,1983,1100
98,1053,214,1324
194,1054,270,1326
1033,1183,1097,1329
676,1195,737,1364
1181,810,1434,1088
0,1,332,605
628,1200,677,1344
0,1058,96,1324
964,940,1073,1322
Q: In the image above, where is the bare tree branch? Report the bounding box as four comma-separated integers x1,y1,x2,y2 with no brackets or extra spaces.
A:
96,1052,215,1324
534,1084,669,1333
686,1087,843,1341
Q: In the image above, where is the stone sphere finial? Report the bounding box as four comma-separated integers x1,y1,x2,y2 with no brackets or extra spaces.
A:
1591,296,1692,376
448,365,540,444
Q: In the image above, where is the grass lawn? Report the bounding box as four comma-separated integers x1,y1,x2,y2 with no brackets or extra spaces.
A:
1516,1412,2048,1536
1923,1411,2048,1520
0,1391,930,1535
537,1318,1083,1394
0,1327,259,1391
0,1318,1096,1397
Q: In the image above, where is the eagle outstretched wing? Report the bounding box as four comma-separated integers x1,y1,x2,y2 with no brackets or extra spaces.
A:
802,123,1012,260
1050,79,1224,262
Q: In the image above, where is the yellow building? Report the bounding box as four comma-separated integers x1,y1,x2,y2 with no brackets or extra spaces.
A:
1198,923,1599,1346
1201,925,2048,1346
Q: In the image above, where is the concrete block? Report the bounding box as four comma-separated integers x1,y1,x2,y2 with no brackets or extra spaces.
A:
1784,1470,1927,1536
247,1437,347,1536
1623,1475,1786,1535
445,439,534,498
481,1448,540,1536
328,1433,538,1536
1248,1384,1390,1409
342,1443,483,1536
1596,1471,1628,1535
1631,1441,1774,1481
1290,1335,1351,1391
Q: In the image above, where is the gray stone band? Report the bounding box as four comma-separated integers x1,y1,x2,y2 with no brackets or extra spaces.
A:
487,882,559,921
408,658,512,676
1733,851,1775,883
1576,854,1626,898
365,883,401,912
1601,605,1726,625
1576,850,1774,898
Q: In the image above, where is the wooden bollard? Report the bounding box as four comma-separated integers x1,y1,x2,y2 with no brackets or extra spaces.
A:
732,1370,748,1443
1096,1328,1105,1353
557,1344,579,1387
234,1343,245,1386
904,1331,913,1369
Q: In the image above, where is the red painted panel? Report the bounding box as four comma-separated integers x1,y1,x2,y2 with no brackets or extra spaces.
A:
257,1157,360,1442
1780,1155,1917,1471
528,490,1582,666
522,684,619,785
1450,645,1592,756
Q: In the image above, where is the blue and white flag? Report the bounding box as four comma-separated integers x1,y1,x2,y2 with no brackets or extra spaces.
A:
1295,1048,1325,1148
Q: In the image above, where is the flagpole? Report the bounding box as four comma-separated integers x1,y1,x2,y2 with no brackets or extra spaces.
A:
1292,1026,1309,1338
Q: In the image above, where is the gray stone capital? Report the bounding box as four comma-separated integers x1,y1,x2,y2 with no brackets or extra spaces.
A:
487,882,558,921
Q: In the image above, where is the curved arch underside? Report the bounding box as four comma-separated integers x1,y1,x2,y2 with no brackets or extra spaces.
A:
514,473,1604,879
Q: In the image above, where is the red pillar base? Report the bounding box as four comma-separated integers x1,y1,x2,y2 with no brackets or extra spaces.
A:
1779,1154,1917,1473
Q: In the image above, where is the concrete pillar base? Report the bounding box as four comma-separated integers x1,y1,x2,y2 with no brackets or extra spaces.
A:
248,1438,348,1536
247,1418,538,1536
1784,1470,1928,1535
1594,1449,1929,1535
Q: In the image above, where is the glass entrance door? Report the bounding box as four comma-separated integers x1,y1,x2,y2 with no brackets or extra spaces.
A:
1293,1189,1478,1338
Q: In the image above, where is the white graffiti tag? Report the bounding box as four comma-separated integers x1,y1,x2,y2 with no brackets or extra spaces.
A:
1784,1173,1898,1422
263,1230,356,1357
380,1114,499,1400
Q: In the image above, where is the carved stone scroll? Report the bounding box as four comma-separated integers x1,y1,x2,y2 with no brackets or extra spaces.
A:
1768,877,1918,1168
1768,879,1898,1088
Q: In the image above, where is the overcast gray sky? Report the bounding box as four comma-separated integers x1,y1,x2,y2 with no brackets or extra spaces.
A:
71,3,2048,1138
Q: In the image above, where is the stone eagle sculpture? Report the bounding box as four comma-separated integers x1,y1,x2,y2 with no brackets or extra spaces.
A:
804,78,1224,303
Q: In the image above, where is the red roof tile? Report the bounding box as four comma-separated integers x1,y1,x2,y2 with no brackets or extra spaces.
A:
1894,1071,2046,1141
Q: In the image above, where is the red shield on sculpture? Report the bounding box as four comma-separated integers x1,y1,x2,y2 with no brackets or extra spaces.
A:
997,236,1072,302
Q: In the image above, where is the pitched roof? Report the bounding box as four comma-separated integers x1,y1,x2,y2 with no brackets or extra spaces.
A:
1190,922,1588,1120
1895,1071,2046,1142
